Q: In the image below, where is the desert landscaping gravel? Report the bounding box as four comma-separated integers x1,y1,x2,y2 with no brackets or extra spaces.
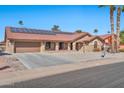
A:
0,54,27,72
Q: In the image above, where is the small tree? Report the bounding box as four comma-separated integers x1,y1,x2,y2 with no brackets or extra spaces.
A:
18,20,24,26
51,25,60,32
108,31,110,34
75,30,82,33
93,29,98,35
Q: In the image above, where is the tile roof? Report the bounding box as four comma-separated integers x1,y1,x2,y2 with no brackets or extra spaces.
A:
5,27,90,42
76,36,103,43
99,34,112,39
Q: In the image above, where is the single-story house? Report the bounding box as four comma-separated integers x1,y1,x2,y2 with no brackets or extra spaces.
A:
4,26,106,53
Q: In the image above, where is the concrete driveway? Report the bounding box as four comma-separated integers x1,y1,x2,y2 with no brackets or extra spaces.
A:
14,52,114,69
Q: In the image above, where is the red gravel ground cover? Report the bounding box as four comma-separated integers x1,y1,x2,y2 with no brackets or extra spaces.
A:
0,56,13,72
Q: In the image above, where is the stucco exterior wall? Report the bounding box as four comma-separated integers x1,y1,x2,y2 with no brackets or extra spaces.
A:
88,39,103,46
40,42,45,52
5,38,103,53
6,40,15,53
88,39,103,51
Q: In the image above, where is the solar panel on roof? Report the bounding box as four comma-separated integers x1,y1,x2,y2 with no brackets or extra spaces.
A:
32,29,37,33
16,28,21,32
23,28,27,32
54,31,73,35
14,28,18,32
26,28,31,33
20,28,24,33
27,29,32,33
36,30,42,34
11,27,17,32
17,28,21,32
10,27,73,35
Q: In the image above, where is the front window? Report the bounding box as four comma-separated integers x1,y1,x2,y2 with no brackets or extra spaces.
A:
45,42,51,50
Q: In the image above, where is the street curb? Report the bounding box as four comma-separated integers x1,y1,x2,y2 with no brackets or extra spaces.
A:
0,57,124,86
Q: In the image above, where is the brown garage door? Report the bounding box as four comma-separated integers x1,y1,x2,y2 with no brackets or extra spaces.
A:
15,42,40,53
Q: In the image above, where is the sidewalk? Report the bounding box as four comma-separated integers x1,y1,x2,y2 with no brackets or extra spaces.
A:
0,53,124,86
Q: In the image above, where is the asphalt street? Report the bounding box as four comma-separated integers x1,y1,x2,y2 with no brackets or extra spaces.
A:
2,62,124,88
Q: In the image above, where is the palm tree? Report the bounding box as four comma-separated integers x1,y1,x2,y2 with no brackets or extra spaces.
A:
93,29,98,35
99,5,116,53
18,20,24,26
116,6,124,52
99,5,124,53
51,25,60,32
110,5,116,53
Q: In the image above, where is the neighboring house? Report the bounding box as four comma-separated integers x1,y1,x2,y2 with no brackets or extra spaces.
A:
100,34,117,49
5,27,104,53
99,34,112,45
76,36,103,52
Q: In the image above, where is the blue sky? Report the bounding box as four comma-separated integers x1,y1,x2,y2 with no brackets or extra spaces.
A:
0,5,124,41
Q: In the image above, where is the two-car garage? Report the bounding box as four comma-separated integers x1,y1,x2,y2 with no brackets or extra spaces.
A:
14,42,41,53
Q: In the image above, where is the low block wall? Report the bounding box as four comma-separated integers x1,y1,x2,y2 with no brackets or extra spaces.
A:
120,44,124,49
